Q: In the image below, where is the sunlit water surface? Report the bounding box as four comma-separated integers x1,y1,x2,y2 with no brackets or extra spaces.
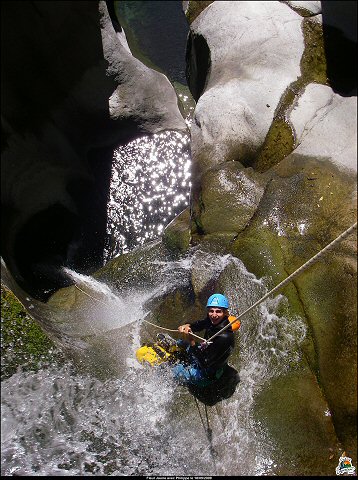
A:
105,129,191,261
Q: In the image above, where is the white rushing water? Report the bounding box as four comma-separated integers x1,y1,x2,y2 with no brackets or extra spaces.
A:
1,251,307,476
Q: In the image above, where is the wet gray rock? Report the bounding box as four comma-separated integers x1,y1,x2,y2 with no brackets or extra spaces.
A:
99,1,187,133
183,0,357,470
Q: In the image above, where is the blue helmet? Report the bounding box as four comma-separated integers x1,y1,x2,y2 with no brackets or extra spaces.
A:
206,293,229,309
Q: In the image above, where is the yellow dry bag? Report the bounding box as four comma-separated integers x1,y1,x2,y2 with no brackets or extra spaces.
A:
136,343,182,367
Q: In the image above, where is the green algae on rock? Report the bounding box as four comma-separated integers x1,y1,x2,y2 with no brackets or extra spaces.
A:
163,207,191,254
185,1,214,24
196,162,270,235
253,370,342,476
252,14,328,173
1,286,60,380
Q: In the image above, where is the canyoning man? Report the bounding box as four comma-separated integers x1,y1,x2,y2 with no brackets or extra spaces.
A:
173,293,236,387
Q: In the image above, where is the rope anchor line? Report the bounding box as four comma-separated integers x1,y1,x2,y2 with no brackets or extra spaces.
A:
73,222,357,344
74,284,109,306
206,221,357,343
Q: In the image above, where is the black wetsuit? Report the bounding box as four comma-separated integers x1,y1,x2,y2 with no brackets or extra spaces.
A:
187,316,235,378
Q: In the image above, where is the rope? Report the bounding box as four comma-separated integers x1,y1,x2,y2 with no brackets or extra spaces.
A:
73,285,207,341
72,222,356,345
206,221,357,344
193,396,207,431
74,284,109,306
142,320,206,342
193,398,218,465
204,404,212,443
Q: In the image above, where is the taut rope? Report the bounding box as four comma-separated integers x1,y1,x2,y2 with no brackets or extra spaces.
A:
73,285,207,341
206,222,357,344
193,397,218,466
73,222,356,345
141,319,206,342
74,284,109,306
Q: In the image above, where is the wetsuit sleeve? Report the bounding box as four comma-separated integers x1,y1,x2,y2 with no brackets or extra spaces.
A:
189,319,208,332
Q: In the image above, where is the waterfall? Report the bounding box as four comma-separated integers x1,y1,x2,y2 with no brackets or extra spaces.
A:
1,250,307,476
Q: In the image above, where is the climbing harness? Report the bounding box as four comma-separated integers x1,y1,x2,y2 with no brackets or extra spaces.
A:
206,221,357,344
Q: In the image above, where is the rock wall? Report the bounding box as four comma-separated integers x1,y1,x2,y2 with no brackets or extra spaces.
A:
1,0,356,473
64,0,356,464
1,1,186,300
178,0,357,467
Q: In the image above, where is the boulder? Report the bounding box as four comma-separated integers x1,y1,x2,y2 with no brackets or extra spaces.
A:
162,207,191,254
99,1,186,133
196,162,269,234
189,1,305,176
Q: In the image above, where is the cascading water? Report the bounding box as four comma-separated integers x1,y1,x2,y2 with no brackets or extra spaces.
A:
1,250,307,476
2,1,356,474
1,11,308,468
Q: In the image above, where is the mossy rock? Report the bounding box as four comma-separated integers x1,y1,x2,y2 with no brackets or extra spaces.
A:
198,162,269,234
229,226,317,372
94,239,170,293
230,226,306,318
1,285,60,379
232,154,356,274
250,16,328,173
46,284,89,312
301,17,328,86
141,285,202,343
293,257,357,457
254,118,295,172
271,154,357,246
253,370,341,476
229,154,356,456
185,1,214,24
191,231,238,252
162,207,191,254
